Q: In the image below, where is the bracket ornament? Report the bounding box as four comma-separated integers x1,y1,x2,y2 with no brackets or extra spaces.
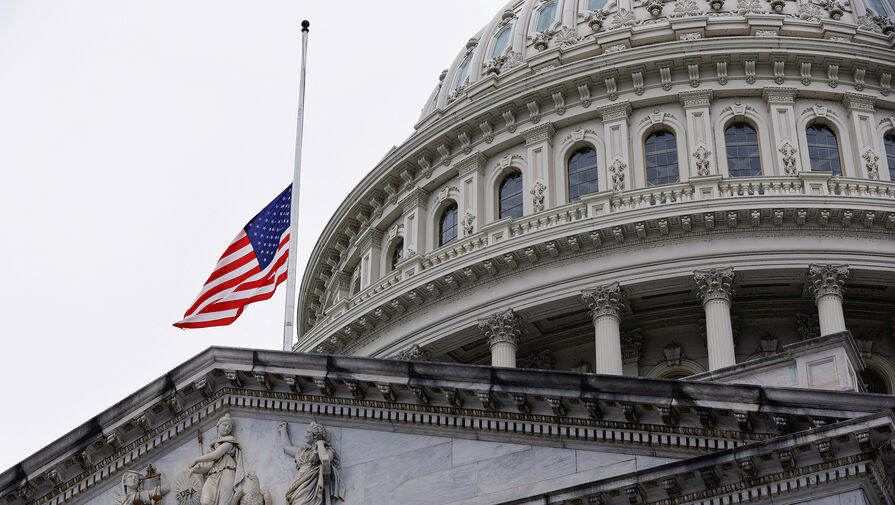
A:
693,267,736,304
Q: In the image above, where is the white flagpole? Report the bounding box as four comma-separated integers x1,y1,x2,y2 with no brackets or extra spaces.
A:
283,20,310,351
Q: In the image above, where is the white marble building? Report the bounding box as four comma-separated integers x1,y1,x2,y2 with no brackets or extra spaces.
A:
3,0,895,504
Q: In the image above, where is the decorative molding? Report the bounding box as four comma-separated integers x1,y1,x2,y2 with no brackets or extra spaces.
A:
762,87,797,104
807,264,849,300
478,309,523,347
693,267,736,304
679,90,712,108
598,102,632,122
394,344,432,361
521,123,557,146
582,282,626,320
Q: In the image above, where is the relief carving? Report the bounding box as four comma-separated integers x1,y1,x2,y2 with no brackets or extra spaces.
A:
530,180,547,212
278,422,345,505
116,467,169,505
188,414,244,505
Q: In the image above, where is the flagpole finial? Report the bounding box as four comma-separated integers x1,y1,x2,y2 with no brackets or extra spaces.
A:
301,20,310,32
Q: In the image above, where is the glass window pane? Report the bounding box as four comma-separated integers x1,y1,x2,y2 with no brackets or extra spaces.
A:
589,0,608,8
725,123,762,177
807,125,841,175
567,147,599,201
537,2,556,31
455,57,472,89
440,203,458,246
499,172,524,219
492,26,512,58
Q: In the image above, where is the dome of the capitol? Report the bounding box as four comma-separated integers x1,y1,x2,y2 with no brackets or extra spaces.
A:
297,0,895,383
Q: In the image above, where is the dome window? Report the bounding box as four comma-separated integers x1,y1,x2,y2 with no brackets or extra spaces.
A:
725,123,762,177
866,0,889,15
439,202,459,246
455,57,472,89
588,0,608,9
390,239,404,271
806,125,842,176
536,2,557,32
492,26,512,58
645,131,680,186
885,132,895,180
568,147,599,201
498,172,524,219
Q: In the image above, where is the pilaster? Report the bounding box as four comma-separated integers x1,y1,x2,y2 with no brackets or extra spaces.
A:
455,152,487,236
358,229,383,289
598,102,633,192
762,87,799,176
842,93,878,179
401,188,429,260
680,91,715,178
521,123,556,213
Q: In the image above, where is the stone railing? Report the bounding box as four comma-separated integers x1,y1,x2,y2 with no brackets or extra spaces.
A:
303,173,895,344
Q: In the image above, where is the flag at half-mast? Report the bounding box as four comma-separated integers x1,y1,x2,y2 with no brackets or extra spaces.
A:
174,185,292,329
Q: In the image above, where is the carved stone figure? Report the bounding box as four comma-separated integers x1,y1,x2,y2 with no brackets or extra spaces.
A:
115,466,170,505
530,180,547,212
278,422,345,505
189,414,244,505
462,210,476,236
694,145,712,176
779,142,798,175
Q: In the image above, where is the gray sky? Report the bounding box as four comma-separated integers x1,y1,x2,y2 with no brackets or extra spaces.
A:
0,0,507,472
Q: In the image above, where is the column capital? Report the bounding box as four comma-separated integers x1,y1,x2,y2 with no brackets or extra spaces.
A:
679,90,713,108
693,267,736,304
842,92,875,113
521,122,557,146
762,87,798,104
478,309,523,348
455,151,488,177
597,101,633,122
808,264,849,301
582,282,626,320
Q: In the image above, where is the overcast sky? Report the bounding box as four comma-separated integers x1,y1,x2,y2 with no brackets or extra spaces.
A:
0,0,508,472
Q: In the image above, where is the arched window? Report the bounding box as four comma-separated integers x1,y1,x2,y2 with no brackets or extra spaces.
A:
568,147,599,201
439,202,459,246
455,57,472,89
498,172,523,219
645,130,679,186
390,239,404,271
725,122,762,177
492,26,512,58
885,132,895,180
806,125,842,176
536,2,557,31
588,0,608,9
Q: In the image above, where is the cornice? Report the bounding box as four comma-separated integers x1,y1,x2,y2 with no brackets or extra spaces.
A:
6,347,895,505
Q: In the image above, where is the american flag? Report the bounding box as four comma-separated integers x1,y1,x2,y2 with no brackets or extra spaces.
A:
174,185,292,329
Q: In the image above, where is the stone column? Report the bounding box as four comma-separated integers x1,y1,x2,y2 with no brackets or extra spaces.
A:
808,264,849,336
478,309,523,367
694,267,736,371
582,283,626,375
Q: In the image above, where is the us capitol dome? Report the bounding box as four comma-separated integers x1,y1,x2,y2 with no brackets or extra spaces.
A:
297,0,895,385
5,2,895,505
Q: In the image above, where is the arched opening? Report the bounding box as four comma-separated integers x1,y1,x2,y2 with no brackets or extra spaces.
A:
439,202,459,246
390,239,404,271
861,365,891,394
725,122,762,177
492,26,512,58
644,130,679,186
567,146,599,201
884,131,895,180
498,172,524,219
536,2,557,31
806,124,842,176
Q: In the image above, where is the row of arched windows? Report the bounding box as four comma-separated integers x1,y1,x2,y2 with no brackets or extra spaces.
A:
409,124,895,263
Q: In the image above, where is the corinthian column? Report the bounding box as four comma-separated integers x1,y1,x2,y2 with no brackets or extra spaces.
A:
694,267,736,371
477,309,523,367
808,264,849,336
581,283,626,375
